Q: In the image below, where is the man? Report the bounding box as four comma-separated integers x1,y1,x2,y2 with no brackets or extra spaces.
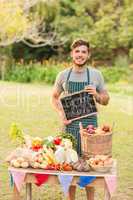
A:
51,39,109,200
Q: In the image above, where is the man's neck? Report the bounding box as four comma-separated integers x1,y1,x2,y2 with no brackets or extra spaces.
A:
72,64,87,73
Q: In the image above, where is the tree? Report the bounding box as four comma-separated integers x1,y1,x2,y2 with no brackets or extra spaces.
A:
0,0,61,47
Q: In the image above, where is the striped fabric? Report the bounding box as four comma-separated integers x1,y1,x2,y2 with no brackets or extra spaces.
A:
65,68,97,156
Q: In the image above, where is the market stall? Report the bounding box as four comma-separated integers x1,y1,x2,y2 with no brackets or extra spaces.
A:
7,123,117,200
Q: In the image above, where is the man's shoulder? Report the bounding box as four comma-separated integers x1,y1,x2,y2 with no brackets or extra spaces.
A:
57,68,71,77
88,66,102,75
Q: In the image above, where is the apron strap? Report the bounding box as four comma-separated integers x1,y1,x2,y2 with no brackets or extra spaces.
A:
87,68,90,84
66,68,72,83
65,68,72,91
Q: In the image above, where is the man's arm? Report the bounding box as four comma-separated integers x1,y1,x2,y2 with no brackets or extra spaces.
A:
51,88,72,125
51,87,64,116
94,90,110,105
84,86,110,105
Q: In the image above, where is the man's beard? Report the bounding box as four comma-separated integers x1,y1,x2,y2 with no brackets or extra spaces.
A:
73,60,88,67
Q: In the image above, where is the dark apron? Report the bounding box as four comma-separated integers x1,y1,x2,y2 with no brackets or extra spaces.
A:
65,68,98,156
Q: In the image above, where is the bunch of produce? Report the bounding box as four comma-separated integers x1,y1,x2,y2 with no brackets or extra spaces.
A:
87,155,113,169
31,137,43,151
10,157,30,168
9,123,25,145
58,132,77,150
72,158,91,172
54,139,78,164
8,124,114,173
8,127,78,171
45,163,73,171
84,124,112,135
31,145,57,169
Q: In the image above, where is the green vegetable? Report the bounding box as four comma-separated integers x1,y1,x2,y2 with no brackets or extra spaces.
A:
58,132,77,150
43,139,55,150
9,123,25,145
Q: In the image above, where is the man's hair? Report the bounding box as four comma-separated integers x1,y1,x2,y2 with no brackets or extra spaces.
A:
71,39,90,51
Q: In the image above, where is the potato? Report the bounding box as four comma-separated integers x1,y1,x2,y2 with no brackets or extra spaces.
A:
21,161,29,168
32,162,40,169
17,157,25,163
10,159,17,166
13,160,21,168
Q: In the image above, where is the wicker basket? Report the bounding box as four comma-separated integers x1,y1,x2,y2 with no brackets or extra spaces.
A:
80,127,112,159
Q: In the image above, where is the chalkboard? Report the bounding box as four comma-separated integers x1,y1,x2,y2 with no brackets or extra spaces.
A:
60,91,97,121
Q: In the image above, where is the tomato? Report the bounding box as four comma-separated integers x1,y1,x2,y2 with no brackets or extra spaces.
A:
46,164,56,170
55,164,61,171
62,163,73,171
53,137,62,145
32,145,42,152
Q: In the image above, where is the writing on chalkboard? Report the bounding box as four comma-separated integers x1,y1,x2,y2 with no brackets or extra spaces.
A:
60,91,97,121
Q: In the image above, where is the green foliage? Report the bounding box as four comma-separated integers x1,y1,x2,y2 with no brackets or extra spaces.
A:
44,66,60,84
9,123,25,145
114,55,129,68
2,0,132,62
6,66,33,82
5,62,62,84
58,132,77,150
118,4,133,47
43,139,55,150
101,66,131,83
4,58,133,84
129,48,133,62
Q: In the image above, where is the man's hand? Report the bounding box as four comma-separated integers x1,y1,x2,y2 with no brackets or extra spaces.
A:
84,85,97,97
84,85,109,105
59,111,72,125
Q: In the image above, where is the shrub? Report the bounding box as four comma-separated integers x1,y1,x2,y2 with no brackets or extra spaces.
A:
44,67,60,84
113,55,129,68
129,48,133,62
6,67,32,82
5,62,62,84
4,60,133,84
101,66,131,83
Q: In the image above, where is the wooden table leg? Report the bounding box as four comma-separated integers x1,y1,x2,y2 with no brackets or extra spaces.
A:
104,185,111,200
86,187,95,200
13,184,21,200
67,185,76,200
26,183,32,200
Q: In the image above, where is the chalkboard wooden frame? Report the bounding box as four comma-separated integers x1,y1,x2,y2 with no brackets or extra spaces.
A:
60,90,97,121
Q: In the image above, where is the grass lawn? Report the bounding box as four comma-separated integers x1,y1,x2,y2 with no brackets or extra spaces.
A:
0,81,133,200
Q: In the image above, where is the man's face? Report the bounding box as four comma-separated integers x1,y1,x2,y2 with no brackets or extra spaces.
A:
71,45,89,66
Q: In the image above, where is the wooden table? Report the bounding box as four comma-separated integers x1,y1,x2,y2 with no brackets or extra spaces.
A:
9,160,117,200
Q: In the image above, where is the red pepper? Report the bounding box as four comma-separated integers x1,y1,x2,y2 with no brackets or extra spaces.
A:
32,145,42,152
53,137,62,145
